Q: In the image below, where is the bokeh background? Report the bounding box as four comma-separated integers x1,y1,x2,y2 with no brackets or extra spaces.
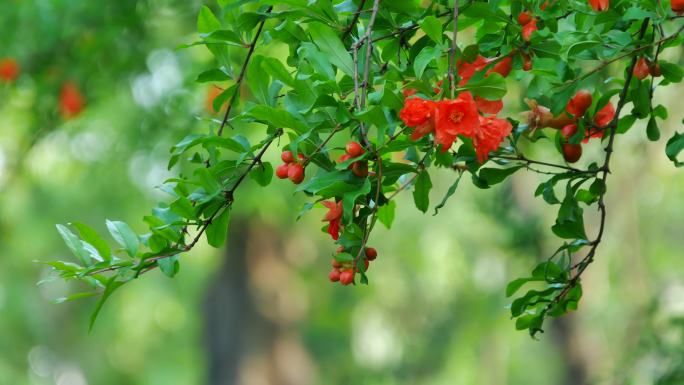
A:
2,1,684,384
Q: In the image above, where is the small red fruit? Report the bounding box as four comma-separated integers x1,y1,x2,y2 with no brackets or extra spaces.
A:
287,163,305,184
633,57,650,80
0,58,20,82
345,141,365,157
276,163,290,179
329,269,341,282
336,246,345,253
365,247,377,261
339,269,355,285
332,258,342,268
281,150,295,163
517,12,533,26
362,259,370,272
351,161,368,178
562,143,582,163
566,91,593,117
561,124,578,140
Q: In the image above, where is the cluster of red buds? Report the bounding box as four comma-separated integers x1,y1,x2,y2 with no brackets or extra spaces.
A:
329,246,377,286
338,141,368,178
276,150,306,184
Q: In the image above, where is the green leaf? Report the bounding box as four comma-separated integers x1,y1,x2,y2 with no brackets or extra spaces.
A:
506,278,541,297
89,277,124,332
342,178,372,223
460,73,507,100
260,56,297,88
413,171,432,213
249,162,273,186
56,224,90,265
414,46,441,79
72,222,111,261
197,5,221,34
478,166,522,186
646,115,660,142
206,208,231,248
419,16,443,44
196,68,231,83
158,255,180,278
433,172,463,215
665,132,684,167
308,22,354,76
659,61,684,83
105,220,139,257
248,105,308,133
53,291,100,304
377,200,396,229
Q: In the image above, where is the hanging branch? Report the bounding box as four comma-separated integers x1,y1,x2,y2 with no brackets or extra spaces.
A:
448,2,460,99
217,6,273,136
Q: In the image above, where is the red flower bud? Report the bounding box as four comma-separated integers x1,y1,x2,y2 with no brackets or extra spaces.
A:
521,20,538,41
673,0,684,14
329,268,341,282
339,269,355,285
281,150,295,163
588,0,609,11
649,62,662,77
287,163,305,184
351,161,369,178
562,143,582,163
332,258,342,268
594,102,615,128
345,141,365,157
275,163,290,179
365,247,377,261
561,124,578,140
566,90,593,117
517,11,533,26
633,57,650,80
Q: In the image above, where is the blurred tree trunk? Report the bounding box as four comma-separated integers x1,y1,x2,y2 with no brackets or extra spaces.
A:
202,218,315,385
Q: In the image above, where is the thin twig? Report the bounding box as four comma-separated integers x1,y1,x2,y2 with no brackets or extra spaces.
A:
217,6,273,136
448,3,459,99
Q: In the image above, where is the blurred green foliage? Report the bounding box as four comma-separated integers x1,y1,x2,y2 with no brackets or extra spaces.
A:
1,1,684,385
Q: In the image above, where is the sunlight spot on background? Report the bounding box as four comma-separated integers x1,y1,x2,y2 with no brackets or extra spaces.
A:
660,282,684,317
69,126,112,163
154,298,186,331
128,151,173,197
131,49,182,109
352,306,402,369
419,231,464,302
27,346,55,378
0,148,6,187
55,365,87,385
27,131,73,182
472,254,506,292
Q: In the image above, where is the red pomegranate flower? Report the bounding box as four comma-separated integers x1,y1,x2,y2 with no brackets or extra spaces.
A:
475,96,503,115
457,55,488,86
435,91,480,138
399,97,434,127
322,200,343,240
594,102,615,128
474,115,512,162
588,0,609,11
